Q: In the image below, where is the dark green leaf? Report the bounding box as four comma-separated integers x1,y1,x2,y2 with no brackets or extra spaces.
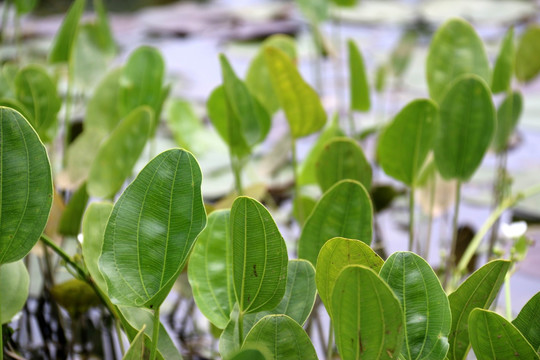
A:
447,260,511,360
332,265,404,360
492,27,515,94
493,91,523,154
0,107,53,264
434,75,495,181
377,99,438,186
348,39,370,112
426,18,490,103
512,291,540,353
49,0,86,63
99,149,207,308
58,182,89,236
298,180,373,266
332,0,357,7
0,261,29,324
379,252,451,360
515,25,540,83
469,309,539,360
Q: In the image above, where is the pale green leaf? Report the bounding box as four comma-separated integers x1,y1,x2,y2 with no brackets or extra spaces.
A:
348,40,370,112
332,265,404,360
99,149,207,308
49,0,86,63
377,99,438,186
298,180,373,266
84,67,122,133
294,0,328,23
447,260,511,360
0,107,53,265
515,25,540,83
493,91,523,154
512,291,540,353
0,261,29,324
492,27,515,94
379,251,451,360
426,18,490,103
123,325,146,360
390,29,418,78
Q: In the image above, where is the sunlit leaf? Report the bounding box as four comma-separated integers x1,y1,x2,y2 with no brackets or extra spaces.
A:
515,25,540,83
492,27,515,94
469,309,539,360
379,252,451,360
265,46,326,138
447,260,511,360
298,180,373,266
231,197,288,314
512,291,540,353
377,99,438,186
99,149,207,308
0,107,53,265
332,265,404,360
49,0,86,63
188,210,235,329
316,137,372,192
87,106,152,198
316,237,383,316
426,18,490,103
243,315,317,360
348,40,370,112
433,75,495,181
0,261,29,324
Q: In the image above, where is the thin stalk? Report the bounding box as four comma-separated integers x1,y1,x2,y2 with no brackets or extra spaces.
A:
423,172,437,259
231,154,243,196
291,138,303,221
115,319,125,355
238,310,244,347
326,321,334,360
444,181,461,287
409,186,415,252
504,272,512,321
149,307,160,360
62,59,74,168
488,152,508,258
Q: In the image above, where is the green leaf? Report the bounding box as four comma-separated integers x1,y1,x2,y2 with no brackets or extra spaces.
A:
348,40,370,112
315,237,383,316
66,130,105,185
246,35,297,115
426,18,490,103
58,181,89,236
332,0,357,7
298,114,344,186
118,46,165,134
515,25,540,83
87,106,152,198
493,91,523,154
81,201,113,292
0,261,29,324
298,180,373,266
49,0,86,63
316,137,372,192
219,260,317,357
469,309,539,360
229,347,269,360
447,260,511,360
243,315,317,360
390,29,418,78
512,291,540,353
85,67,122,133
377,99,438,186
379,251,451,360
188,210,235,329
265,46,326,138
375,63,387,93
99,149,207,308
332,265,404,360
14,0,37,15
0,98,31,121
0,107,53,265
295,0,328,23
292,194,317,226
433,75,495,181
14,65,62,143
492,27,515,94
231,196,288,314
220,54,271,148
123,325,146,360
90,0,116,55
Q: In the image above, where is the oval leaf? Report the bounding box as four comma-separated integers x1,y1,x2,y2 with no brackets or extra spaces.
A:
493,91,523,154
332,265,404,360
0,261,29,324
316,137,372,192
188,210,235,329
515,25,540,83
49,0,85,63
231,197,288,314
316,237,383,316
447,260,511,360
492,27,515,94
298,180,373,266
264,46,326,138
87,106,152,198
426,18,490,103
512,291,540,353
377,99,438,186
99,149,207,308
348,40,370,112
379,251,451,360
0,107,53,264
469,309,539,360
433,75,495,181
243,315,317,360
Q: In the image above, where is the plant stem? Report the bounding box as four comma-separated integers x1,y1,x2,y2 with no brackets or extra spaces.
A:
423,172,436,259
488,152,508,258
115,319,125,355
149,306,160,360
409,186,415,252
238,310,244,347
291,138,303,221
504,272,512,321
62,59,74,169
231,154,243,196
326,321,334,360
444,181,461,287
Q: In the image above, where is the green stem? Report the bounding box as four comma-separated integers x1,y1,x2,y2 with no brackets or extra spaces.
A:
115,319,125,355
409,186,415,252
488,150,508,258
444,181,461,287
326,321,334,360
238,310,244,347
62,60,74,169
291,138,303,221
504,272,512,321
423,171,436,259
149,307,160,360
231,154,243,196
